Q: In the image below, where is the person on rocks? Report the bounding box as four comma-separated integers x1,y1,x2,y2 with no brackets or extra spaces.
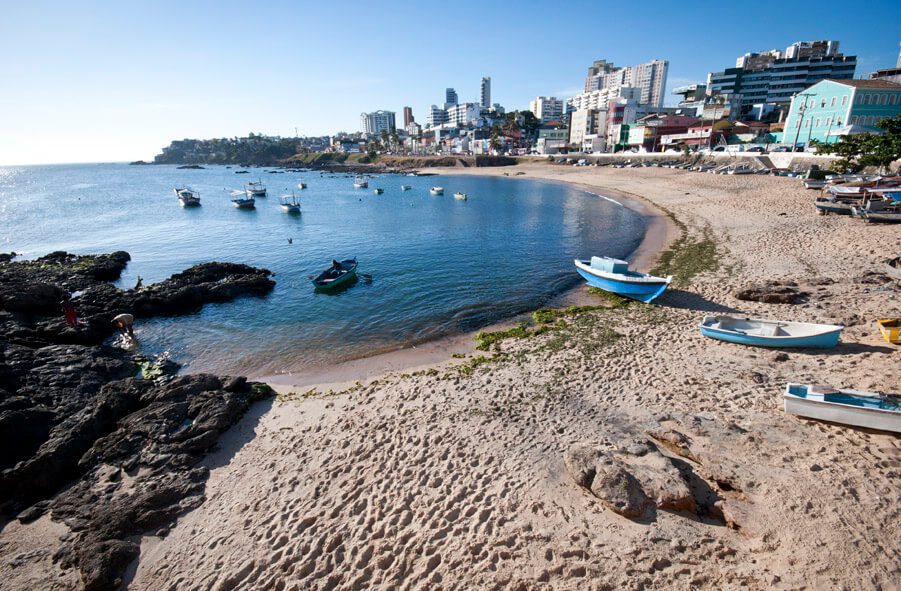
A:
61,297,78,328
112,313,135,338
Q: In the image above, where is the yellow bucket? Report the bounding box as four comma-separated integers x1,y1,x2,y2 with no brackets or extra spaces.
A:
877,318,901,344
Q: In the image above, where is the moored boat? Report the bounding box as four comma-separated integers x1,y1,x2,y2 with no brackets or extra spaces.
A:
430,186,444,195
573,257,671,303
297,181,307,189
699,315,843,348
231,196,255,209
783,383,901,433
454,192,467,201
245,179,267,197
877,318,900,344
373,188,384,195
280,192,301,214
400,185,412,191
174,187,201,207
353,177,368,189
312,258,358,290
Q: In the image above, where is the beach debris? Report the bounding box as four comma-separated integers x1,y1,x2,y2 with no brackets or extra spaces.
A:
734,281,808,304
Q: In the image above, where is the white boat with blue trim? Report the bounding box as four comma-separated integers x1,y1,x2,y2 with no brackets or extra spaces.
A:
573,257,671,303
784,384,901,433
699,315,843,348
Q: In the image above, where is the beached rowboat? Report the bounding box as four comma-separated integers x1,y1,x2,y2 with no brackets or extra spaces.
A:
312,258,358,290
573,257,671,303
784,383,901,433
877,318,900,345
699,315,843,348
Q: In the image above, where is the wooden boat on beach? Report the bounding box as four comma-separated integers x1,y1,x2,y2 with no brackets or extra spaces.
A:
877,318,901,345
430,186,444,195
245,179,267,197
279,192,301,214
312,258,357,290
851,195,901,223
174,187,201,207
784,383,901,433
699,315,843,348
573,257,671,303
454,192,467,201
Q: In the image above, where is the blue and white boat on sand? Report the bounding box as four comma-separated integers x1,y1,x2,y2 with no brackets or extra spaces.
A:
573,257,671,303
784,384,901,433
699,315,843,348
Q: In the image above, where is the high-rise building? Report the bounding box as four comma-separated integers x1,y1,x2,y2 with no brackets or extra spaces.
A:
529,96,565,123
480,77,491,109
403,106,414,127
869,43,901,85
708,39,855,115
580,58,668,108
445,88,458,109
427,105,448,127
360,110,396,135
446,103,481,126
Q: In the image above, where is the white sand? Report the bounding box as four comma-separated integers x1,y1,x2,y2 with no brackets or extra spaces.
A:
7,165,899,590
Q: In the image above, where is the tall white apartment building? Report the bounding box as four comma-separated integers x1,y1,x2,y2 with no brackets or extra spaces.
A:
360,110,396,135
446,103,481,126
568,86,640,112
581,58,668,108
427,105,448,127
480,77,491,108
529,96,565,122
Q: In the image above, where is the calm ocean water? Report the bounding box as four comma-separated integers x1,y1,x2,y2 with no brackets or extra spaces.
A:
0,163,646,376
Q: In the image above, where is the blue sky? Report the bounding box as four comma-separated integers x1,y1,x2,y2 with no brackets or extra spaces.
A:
1,0,899,165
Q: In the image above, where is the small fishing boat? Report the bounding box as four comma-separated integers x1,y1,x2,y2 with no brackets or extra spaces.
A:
784,383,901,433
373,188,384,195
245,179,267,197
814,195,859,215
279,192,301,214
297,181,307,190
231,195,255,209
573,257,671,303
803,179,827,189
454,192,467,201
699,315,843,348
400,185,412,191
174,187,201,207
877,318,901,345
353,177,368,189
851,197,901,223
312,258,357,290
430,186,444,195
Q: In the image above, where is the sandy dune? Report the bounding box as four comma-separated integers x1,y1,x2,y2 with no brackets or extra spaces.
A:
22,165,900,590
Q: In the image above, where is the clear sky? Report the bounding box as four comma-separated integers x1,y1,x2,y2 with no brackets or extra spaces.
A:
1,0,899,165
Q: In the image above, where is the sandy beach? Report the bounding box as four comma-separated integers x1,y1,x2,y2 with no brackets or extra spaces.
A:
5,163,899,590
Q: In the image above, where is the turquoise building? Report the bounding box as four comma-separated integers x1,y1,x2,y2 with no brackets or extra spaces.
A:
782,79,901,147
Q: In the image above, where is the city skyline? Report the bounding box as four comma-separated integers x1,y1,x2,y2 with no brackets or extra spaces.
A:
1,0,899,165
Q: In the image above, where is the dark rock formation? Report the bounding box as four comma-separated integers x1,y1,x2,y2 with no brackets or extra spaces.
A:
734,281,809,304
0,251,275,590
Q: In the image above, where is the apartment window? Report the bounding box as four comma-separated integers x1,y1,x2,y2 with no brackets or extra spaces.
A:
820,99,826,107
830,97,836,107
841,95,848,106
826,117,832,126
815,118,821,127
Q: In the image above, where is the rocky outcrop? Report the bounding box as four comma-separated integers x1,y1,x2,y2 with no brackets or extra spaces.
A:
0,251,275,590
734,281,809,304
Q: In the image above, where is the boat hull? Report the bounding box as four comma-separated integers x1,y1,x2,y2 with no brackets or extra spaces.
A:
232,199,255,209
281,205,301,214
574,263,670,303
698,316,843,348
814,201,854,215
784,384,901,433
179,198,201,207
312,259,358,291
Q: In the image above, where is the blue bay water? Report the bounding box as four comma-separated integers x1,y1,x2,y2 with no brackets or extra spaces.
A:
0,164,646,376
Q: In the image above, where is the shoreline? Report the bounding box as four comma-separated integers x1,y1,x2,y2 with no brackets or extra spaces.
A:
259,169,679,393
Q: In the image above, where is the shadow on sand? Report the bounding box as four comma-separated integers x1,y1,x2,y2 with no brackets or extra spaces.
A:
658,289,740,314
